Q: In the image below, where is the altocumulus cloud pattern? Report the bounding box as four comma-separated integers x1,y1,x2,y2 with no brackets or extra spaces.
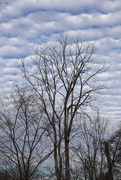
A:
0,0,121,126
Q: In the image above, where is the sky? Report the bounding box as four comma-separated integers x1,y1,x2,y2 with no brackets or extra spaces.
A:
0,0,121,127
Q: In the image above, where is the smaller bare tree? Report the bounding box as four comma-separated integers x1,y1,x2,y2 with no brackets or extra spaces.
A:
104,126,121,180
71,110,108,180
0,85,53,180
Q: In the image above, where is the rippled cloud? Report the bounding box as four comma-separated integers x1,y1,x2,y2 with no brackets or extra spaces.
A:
0,0,121,124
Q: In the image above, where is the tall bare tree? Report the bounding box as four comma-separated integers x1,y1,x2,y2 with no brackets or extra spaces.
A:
0,85,53,180
20,34,106,180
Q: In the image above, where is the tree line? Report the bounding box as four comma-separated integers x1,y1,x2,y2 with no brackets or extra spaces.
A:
0,34,121,180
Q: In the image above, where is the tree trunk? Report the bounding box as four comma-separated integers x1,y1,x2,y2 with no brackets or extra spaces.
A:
104,142,113,180
54,143,60,180
65,134,70,180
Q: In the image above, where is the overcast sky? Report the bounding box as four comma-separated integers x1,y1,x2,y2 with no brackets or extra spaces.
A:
0,0,121,127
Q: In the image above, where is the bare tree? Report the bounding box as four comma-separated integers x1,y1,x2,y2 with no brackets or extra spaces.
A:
20,34,106,180
104,126,121,180
70,110,108,180
0,85,53,180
